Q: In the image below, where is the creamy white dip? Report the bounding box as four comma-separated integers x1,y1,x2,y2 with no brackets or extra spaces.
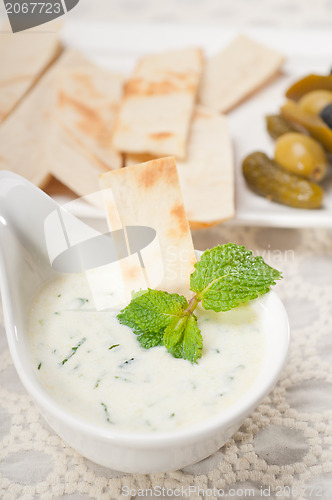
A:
29,273,265,433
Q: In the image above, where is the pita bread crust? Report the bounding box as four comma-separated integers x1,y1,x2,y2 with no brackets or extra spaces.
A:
112,48,204,159
99,157,196,297
200,35,284,113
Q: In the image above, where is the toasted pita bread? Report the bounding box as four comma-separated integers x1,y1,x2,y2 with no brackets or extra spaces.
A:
55,63,123,164
126,106,234,228
0,20,61,123
49,60,124,196
0,49,83,187
99,157,196,297
200,35,284,113
48,125,118,198
112,48,204,159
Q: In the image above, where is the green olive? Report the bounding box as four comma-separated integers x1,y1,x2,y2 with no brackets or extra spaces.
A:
298,90,332,115
274,132,327,181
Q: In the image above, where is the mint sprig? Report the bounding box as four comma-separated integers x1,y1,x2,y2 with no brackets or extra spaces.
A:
117,289,190,350
117,243,282,363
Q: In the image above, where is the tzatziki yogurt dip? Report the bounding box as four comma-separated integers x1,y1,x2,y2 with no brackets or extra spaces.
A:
29,273,266,433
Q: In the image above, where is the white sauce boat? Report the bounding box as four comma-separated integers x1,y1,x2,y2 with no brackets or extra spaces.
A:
0,171,290,473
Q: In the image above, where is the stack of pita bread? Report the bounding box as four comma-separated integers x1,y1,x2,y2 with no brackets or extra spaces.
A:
0,26,284,229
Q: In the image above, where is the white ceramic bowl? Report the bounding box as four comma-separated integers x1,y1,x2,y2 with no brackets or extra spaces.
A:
0,171,290,473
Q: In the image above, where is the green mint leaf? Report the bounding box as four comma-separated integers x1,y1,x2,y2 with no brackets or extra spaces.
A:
190,243,282,312
163,316,187,348
117,289,188,349
136,332,164,349
131,289,149,300
164,314,202,364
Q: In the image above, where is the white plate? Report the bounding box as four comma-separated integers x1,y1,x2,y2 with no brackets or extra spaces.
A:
56,22,332,227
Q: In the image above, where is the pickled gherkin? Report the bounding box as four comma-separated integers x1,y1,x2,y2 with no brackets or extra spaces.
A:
266,114,296,139
242,152,324,209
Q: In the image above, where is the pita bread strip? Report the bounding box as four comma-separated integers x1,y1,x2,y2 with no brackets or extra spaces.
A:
0,20,62,123
112,48,204,159
0,50,88,187
48,123,119,199
200,34,284,113
54,63,124,168
99,157,196,297
177,106,234,227
126,106,234,229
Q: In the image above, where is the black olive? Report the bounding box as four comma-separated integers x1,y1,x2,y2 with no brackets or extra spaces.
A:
320,103,332,129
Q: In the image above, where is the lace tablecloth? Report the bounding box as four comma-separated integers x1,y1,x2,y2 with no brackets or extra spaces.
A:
0,225,331,499
1,0,332,496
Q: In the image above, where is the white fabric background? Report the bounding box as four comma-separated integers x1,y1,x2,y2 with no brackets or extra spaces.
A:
1,1,332,498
